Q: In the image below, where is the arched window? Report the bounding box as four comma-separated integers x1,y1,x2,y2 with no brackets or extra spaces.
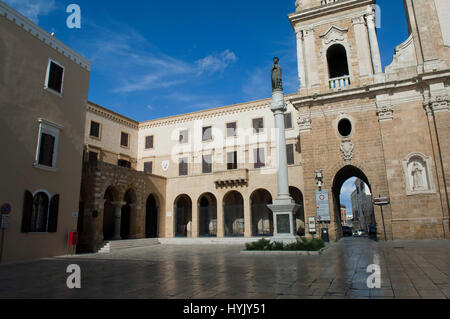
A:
31,192,49,232
327,44,350,79
21,190,60,233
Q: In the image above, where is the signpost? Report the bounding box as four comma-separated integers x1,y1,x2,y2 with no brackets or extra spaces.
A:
308,217,316,235
0,203,12,264
315,190,331,222
373,196,390,241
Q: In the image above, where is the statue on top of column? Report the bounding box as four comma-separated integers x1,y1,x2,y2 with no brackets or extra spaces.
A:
271,57,283,92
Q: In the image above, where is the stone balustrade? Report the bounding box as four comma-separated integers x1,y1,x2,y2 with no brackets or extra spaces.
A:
329,75,351,89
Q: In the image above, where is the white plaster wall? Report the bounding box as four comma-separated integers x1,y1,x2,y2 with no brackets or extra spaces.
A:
434,0,450,46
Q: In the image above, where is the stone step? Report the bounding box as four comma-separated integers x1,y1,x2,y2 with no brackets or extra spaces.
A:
158,237,261,245
99,238,161,252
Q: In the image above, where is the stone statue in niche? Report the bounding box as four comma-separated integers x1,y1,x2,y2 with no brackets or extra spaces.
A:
411,161,425,190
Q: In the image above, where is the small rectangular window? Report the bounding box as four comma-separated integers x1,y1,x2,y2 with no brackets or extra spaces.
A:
284,113,293,129
227,151,238,170
45,60,64,94
144,161,153,174
121,132,129,148
202,126,212,141
253,118,264,134
118,159,131,168
286,144,295,165
226,122,237,137
88,151,98,162
90,121,100,138
38,133,56,167
202,155,212,174
179,157,188,176
35,119,61,170
179,130,189,144
254,148,265,169
145,135,154,149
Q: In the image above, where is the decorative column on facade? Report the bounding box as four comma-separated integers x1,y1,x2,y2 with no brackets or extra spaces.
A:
365,12,383,76
216,198,224,238
267,57,300,243
111,201,126,240
352,15,373,78
303,27,320,88
192,203,199,238
244,197,252,238
296,29,307,89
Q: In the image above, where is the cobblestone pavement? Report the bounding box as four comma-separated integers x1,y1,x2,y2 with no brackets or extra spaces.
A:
0,237,449,299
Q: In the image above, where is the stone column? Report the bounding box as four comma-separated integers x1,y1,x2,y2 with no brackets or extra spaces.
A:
217,197,224,238
303,28,320,88
111,201,126,240
192,202,199,238
296,30,307,89
365,13,383,75
352,15,373,78
267,85,300,243
244,197,252,238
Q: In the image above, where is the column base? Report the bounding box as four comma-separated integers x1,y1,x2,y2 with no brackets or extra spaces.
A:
112,236,122,241
270,235,300,244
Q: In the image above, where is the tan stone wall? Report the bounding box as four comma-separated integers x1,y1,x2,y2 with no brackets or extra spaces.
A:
0,12,90,262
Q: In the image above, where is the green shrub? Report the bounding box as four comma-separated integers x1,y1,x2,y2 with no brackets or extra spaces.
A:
246,238,325,251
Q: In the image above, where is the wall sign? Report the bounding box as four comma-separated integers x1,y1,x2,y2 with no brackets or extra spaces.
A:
315,189,331,222
308,217,316,234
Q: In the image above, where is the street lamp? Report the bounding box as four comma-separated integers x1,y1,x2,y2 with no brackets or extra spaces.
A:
315,170,323,190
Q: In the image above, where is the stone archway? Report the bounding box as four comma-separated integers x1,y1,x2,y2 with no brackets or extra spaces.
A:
103,186,120,240
223,191,245,237
289,186,305,236
250,189,273,236
174,194,192,237
146,194,159,238
331,165,375,240
198,193,217,237
121,189,136,240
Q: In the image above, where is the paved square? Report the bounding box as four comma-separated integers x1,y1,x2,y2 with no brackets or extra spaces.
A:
0,238,449,299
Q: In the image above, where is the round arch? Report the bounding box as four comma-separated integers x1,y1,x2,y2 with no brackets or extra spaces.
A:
250,189,273,236
223,191,245,237
174,194,193,237
289,186,305,236
103,186,120,240
198,193,217,237
146,194,159,238
121,188,136,240
327,43,350,79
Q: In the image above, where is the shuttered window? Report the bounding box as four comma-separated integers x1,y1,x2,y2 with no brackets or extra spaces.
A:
202,155,212,174
38,133,55,167
21,190,33,233
284,113,293,129
287,144,295,165
227,152,238,170
145,136,154,149
202,126,212,141
253,118,264,134
179,157,188,176
90,121,100,138
254,148,265,169
48,195,59,233
120,132,129,147
46,61,64,94
144,161,153,174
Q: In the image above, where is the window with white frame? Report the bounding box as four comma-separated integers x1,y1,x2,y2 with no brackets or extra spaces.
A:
44,59,65,95
35,119,62,170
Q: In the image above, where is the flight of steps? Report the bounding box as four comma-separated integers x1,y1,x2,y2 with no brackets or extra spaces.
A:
97,238,160,254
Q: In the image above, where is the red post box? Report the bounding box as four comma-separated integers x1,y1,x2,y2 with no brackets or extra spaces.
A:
69,232,78,246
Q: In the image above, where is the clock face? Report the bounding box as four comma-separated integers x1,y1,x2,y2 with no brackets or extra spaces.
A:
162,160,170,172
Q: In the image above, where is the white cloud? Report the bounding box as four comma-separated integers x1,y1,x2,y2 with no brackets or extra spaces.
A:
4,0,56,23
146,105,153,110
196,49,237,74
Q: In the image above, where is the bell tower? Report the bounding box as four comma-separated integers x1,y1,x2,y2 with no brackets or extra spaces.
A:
289,0,383,93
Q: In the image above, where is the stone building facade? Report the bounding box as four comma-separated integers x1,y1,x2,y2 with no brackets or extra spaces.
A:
79,0,449,250
0,2,91,262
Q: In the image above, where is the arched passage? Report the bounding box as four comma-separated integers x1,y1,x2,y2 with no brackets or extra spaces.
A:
121,189,136,239
223,191,244,237
250,189,273,236
198,193,217,237
332,165,376,239
146,194,158,238
103,186,119,240
289,186,305,236
174,195,192,237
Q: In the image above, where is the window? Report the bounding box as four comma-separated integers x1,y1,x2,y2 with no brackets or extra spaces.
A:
337,118,352,137
227,151,238,170
227,122,237,137
254,148,265,169
45,60,64,95
88,151,98,162
287,144,295,165
145,135,154,149
327,44,350,79
202,126,212,141
253,118,264,134
179,157,188,176
21,190,59,233
284,113,293,129
118,159,131,168
179,130,189,144
202,155,212,174
35,119,62,170
120,132,129,148
90,121,101,139
144,161,153,174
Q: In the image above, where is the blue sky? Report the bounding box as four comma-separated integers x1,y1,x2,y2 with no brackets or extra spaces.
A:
4,0,409,210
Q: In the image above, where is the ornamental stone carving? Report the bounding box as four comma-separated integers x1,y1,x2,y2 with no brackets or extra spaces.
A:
430,95,449,112
340,139,354,161
297,110,311,132
402,152,436,195
376,103,394,121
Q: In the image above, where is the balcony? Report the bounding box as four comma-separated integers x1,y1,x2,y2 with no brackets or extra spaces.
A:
329,75,351,90
214,169,249,188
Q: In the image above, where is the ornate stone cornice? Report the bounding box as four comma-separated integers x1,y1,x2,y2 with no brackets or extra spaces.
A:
297,110,312,132
87,103,139,129
0,2,91,71
430,95,449,113
376,102,394,122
